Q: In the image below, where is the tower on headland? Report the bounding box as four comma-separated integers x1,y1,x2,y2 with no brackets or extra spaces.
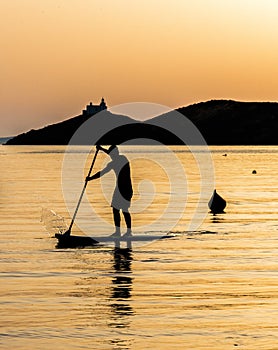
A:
82,98,107,116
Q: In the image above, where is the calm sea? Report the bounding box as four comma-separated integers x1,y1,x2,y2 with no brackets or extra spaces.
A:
1,145,278,349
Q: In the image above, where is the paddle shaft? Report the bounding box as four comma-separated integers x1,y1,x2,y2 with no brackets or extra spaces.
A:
68,148,99,232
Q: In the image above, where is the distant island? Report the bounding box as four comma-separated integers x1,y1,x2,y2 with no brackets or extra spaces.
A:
5,99,278,145
0,137,14,144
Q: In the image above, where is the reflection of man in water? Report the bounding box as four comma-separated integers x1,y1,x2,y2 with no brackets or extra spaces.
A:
86,145,133,237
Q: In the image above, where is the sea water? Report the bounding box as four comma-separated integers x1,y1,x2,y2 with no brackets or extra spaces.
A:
1,145,278,349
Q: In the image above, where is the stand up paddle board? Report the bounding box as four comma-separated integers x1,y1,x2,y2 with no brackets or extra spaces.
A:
55,233,176,248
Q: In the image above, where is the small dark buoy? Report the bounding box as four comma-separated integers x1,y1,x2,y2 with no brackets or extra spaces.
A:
252,170,257,174
222,153,227,157
208,189,226,214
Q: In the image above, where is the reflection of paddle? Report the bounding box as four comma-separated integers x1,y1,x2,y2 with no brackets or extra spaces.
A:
62,147,99,236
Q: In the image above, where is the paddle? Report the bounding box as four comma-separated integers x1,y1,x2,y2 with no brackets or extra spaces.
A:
63,146,99,236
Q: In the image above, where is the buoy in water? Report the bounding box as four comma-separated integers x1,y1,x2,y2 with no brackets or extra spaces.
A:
252,170,257,174
208,189,226,214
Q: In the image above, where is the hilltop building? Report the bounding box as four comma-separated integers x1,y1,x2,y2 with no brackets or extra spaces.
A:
82,98,107,116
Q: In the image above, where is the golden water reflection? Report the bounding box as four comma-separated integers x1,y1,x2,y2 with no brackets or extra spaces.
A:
2,146,278,349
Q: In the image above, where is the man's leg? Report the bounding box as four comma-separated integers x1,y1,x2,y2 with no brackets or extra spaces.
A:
123,210,132,236
111,207,121,236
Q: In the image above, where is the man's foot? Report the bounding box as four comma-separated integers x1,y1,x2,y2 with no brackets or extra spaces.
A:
122,230,132,237
110,231,121,238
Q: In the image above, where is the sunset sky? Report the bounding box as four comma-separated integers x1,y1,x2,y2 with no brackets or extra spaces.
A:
1,0,278,136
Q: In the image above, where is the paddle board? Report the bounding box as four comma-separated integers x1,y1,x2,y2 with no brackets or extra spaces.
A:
55,233,175,248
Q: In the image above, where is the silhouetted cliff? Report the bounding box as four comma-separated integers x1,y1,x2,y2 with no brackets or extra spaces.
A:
177,100,278,145
6,100,278,145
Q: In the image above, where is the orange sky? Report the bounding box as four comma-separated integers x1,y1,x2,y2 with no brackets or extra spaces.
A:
1,0,278,136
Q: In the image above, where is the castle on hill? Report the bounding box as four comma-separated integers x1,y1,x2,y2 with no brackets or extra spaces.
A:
82,98,107,116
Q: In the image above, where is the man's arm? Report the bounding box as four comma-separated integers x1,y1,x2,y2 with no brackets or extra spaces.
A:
86,171,101,181
86,162,112,182
96,145,109,154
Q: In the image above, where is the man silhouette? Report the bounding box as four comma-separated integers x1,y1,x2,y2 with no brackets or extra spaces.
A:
86,145,133,237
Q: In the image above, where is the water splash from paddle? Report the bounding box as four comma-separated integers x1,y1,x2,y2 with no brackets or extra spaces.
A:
41,208,68,236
